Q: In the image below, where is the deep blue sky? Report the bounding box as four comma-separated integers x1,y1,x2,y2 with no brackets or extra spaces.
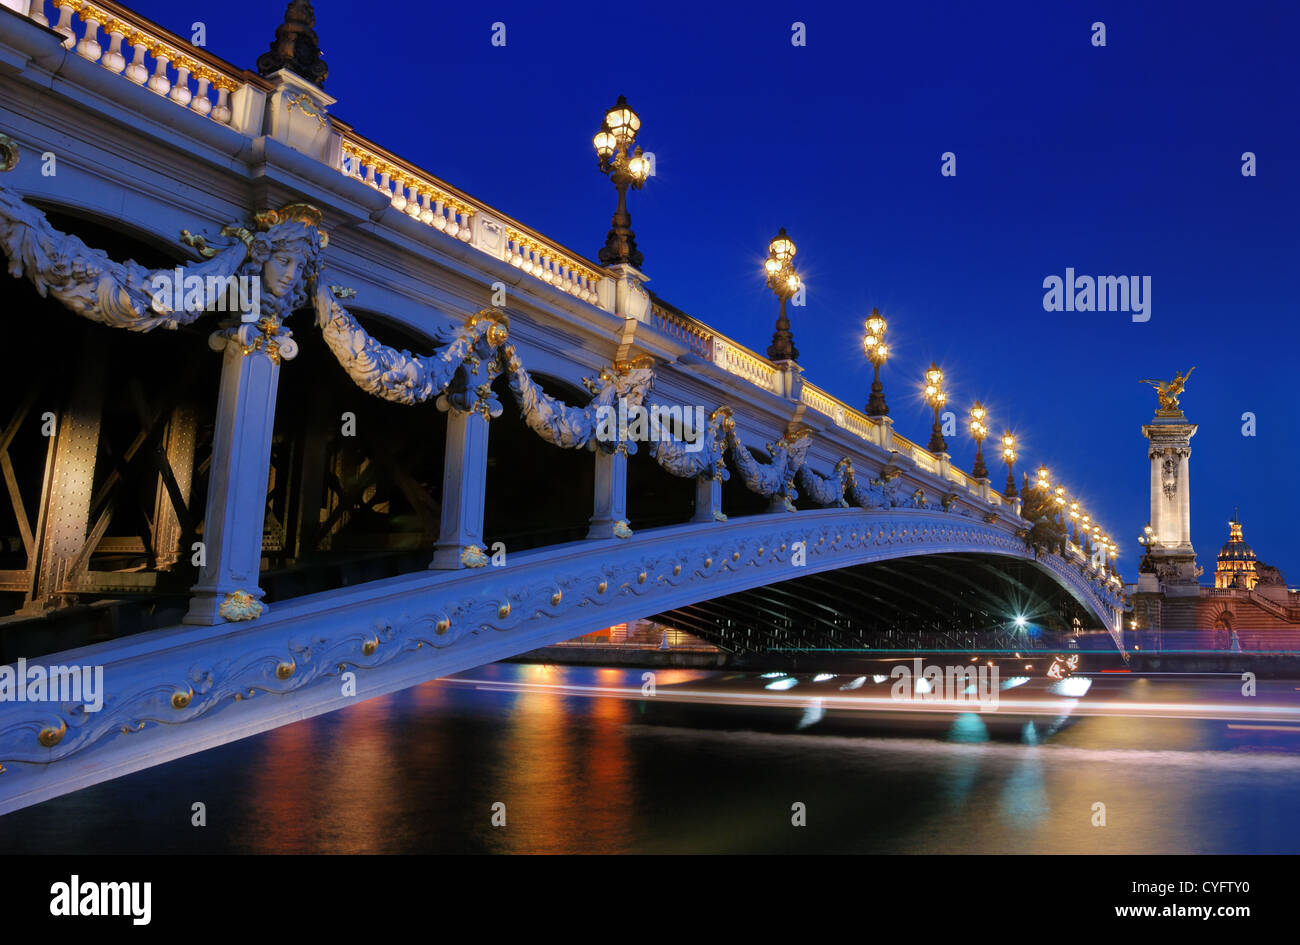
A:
128,0,1300,579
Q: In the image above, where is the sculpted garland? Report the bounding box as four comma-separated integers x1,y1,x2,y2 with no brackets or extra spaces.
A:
0,180,979,524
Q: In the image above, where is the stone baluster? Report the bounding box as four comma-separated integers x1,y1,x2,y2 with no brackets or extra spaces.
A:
211,78,234,124
458,208,472,241
406,182,423,219
445,202,461,239
190,69,214,117
123,31,149,84
73,5,102,61
419,191,434,225
170,58,194,107
146,45,172,97
389,173,408,211
27,0,49,28
50,0,76,47
99,19,126,74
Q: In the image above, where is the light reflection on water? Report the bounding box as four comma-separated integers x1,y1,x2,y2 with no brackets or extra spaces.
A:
2,663,1300,854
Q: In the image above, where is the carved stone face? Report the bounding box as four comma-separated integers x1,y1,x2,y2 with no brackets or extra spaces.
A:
262,250,301,299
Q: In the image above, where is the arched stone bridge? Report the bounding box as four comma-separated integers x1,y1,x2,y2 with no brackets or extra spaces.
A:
0,2,1125,812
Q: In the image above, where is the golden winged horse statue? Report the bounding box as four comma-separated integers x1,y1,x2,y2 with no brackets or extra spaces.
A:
1140,367,1195,412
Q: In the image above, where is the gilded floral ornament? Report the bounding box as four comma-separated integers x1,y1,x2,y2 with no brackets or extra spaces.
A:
38,720,68,747
0,134,18,172
613,520,634,539
461,545,489,568
218,590,265,622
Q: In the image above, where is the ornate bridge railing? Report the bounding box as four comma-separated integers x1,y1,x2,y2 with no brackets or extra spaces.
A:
23,0,253,125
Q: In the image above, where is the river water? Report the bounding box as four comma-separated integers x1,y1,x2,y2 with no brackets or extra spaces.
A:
3,663,1299,853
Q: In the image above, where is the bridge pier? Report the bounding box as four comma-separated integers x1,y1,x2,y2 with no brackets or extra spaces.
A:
430,406,490,569
184,340,282,624
587,446,630,539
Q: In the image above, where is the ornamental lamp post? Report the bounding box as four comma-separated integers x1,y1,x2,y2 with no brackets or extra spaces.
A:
594,95,650,269
1035,464,1050,492
764,228,801,361
969,401,989,478
862,308,890,416
1069,501,1080,544
1001,431,1018,498
924,362,947,453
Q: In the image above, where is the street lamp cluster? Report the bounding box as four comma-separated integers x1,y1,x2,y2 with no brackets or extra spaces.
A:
1026,463,1118,565
587,94,1119,574
764,228,802,361
593,95,651,269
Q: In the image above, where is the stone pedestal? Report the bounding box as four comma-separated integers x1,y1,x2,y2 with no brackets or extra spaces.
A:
263,69,337,163
604,263,650,321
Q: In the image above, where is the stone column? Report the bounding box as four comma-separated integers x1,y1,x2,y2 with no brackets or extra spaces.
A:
588,446,630,539
692,474,722,523
1142,410,1199,587
430,406,491,569
184,337,284,624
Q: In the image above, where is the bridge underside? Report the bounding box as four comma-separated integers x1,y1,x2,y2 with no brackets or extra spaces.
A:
653,552,1103,657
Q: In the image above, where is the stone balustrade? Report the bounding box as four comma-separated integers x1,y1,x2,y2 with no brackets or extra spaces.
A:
30,0,244,124
649,300,712,359
711,337,782,393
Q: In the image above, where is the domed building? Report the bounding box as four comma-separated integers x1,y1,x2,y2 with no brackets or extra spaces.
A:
1214,514,1259,590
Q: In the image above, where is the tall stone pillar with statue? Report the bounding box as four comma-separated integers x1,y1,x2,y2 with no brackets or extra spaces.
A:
1138,368,1202,596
